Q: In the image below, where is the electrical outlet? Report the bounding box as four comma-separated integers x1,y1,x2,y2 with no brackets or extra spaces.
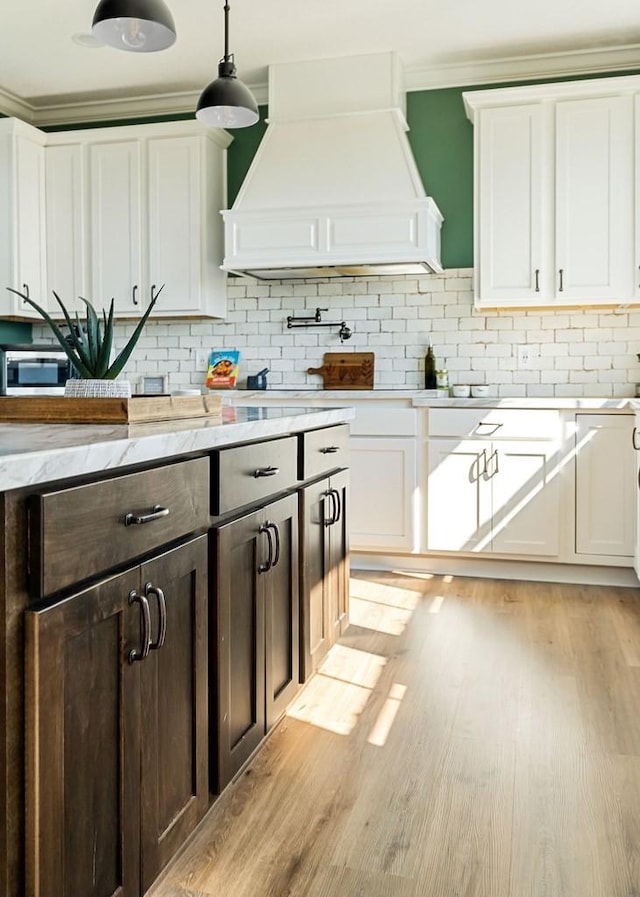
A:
517,345,534,369
195,350,210,371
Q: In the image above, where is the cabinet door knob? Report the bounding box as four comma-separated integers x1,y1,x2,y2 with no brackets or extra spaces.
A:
258,522,274,573
128,589,152,663
124,504,170,526
254,466,279,478
146,582,167,650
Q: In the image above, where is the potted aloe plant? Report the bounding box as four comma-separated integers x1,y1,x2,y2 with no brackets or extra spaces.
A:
7,286,162,397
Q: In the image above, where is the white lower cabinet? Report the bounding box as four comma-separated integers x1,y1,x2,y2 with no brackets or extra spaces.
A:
427,436,559,556
426,408,561,557
574,413,635,559
350,436,417,551
633,415,640,576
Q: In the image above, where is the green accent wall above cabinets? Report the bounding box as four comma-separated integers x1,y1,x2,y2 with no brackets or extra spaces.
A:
227,106,268,208
0,321,31,343
406,89,474,270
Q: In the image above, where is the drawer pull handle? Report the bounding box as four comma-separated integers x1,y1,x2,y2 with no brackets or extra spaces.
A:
320,446,340,454
473,421,503,436
254,466,279,478
124,505,170,526
146,582,167,650
258,523,274,573
128,590,151,663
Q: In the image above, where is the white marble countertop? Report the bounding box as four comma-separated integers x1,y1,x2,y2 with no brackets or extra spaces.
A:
0,405,354,492
228,389,635,410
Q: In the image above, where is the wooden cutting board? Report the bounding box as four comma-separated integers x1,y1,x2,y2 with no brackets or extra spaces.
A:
307,352,374,389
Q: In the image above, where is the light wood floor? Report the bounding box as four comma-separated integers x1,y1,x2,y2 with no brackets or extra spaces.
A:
149,571,640,897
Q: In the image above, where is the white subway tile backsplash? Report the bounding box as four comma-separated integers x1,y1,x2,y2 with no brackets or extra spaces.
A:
31,268,640,396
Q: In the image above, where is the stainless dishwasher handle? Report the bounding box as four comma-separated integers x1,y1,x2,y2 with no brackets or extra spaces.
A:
124,505,170,526
254,466,279,478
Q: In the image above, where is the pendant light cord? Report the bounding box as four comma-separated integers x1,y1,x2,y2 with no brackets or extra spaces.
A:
223,1,230,63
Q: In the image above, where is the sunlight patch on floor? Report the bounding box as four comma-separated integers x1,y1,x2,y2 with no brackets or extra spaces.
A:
348,577,420,635
287,644,387,736
367,683,407,747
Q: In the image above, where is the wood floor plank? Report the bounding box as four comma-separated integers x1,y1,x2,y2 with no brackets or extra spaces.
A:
148,571,640,897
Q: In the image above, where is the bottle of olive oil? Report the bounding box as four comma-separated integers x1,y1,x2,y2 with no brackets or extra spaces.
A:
424,342,437,389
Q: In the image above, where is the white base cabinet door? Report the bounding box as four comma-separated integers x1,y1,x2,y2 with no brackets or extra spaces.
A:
575,414,635,558
349,437,417,551
427,438,559,556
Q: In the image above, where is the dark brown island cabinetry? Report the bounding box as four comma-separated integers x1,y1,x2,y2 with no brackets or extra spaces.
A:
25,459,210,897
298,425,350,681
210,436,300,793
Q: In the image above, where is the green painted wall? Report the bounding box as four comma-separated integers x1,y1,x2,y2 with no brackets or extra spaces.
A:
0,321,31,343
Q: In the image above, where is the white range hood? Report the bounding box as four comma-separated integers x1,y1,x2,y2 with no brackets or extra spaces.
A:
221,52,443,280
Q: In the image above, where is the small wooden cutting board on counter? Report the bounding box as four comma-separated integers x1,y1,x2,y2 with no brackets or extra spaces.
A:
307,352,375,389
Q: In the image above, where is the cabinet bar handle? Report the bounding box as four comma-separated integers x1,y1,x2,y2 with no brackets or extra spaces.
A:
534,269,540,292
632,427,640,451
146,582,167,650
254,466,279,478
489,448,499,479
22,283,30,301
320,446,340,454
128,590,151,663
132,284,139,306
473,421,503,436
124,504,169,526
558,269,564,292
258,523,273,573
323,490,334,526
480,448,489,478
150,283,165,304
268,522,281,568
332,488,342,525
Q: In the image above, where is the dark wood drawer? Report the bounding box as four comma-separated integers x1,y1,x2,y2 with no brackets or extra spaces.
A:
212,436,298,515
31,457,210,597
299,424,350,481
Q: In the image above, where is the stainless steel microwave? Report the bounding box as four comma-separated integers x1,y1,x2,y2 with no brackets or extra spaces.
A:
0,344,75,395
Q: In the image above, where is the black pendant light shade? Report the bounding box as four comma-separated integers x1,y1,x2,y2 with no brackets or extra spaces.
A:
91,0,176,52
196,2,258,128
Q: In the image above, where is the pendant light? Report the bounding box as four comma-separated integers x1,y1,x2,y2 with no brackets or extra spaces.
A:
91,0,176,52
196,1,258,129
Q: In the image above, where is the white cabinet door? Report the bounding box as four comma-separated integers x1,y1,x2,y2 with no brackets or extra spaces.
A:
89,140,143,314
349,437,417,551
146,134,226,318
476,104,546,305
427,439,488,552
0,119,47,319
46,143,86,315
555,95,633,302
490,440,560,556
575,414,635,558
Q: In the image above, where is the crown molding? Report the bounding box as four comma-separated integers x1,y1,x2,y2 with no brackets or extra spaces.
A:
1,82,269,128
404,42,640,92
0,86,36,123
2,43,640,127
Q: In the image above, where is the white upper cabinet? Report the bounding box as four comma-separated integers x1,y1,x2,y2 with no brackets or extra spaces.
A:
46,144,86,315
465,76,638,309
89,139,143,315
0,118,47,320
45,120,231,319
